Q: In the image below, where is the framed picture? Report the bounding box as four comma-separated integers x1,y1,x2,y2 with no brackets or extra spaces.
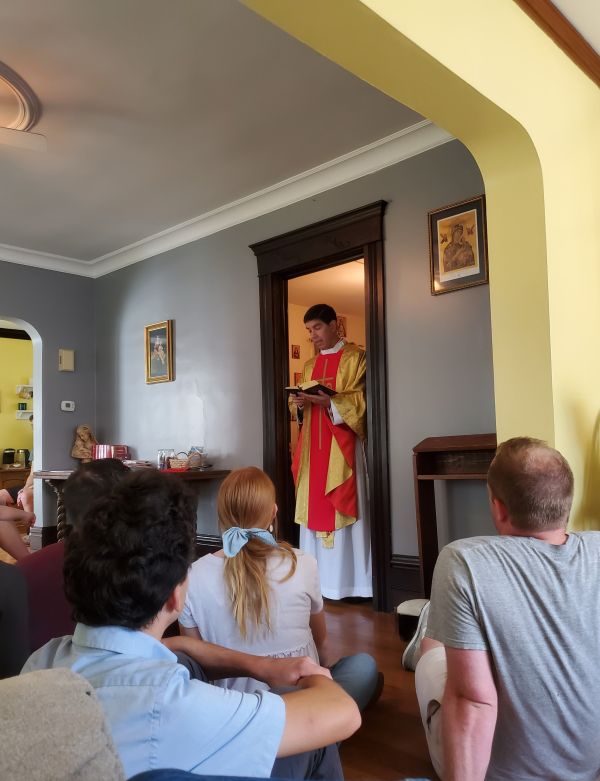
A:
428,195,488,295
336,316,347,339
291,344,301,360
293,371,303,385
145,320,173,383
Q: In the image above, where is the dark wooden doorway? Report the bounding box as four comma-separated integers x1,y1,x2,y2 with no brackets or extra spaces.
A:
250,201,392,610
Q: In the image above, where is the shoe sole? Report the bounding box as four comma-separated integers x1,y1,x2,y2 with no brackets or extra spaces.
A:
401,602,429,671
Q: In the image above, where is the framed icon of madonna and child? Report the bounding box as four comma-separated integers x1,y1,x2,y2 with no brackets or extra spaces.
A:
145,320,174,383
428,195,488,295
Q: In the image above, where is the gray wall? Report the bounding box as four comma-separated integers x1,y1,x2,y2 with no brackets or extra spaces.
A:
0,262,96,526
95,140,496,551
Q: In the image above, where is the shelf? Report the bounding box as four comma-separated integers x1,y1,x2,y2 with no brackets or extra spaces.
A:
15,411,32,420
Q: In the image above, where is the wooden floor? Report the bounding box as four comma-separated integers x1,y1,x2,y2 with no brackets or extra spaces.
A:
324,600,437,781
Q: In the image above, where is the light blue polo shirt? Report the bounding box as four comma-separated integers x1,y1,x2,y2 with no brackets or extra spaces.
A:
22,624,285,778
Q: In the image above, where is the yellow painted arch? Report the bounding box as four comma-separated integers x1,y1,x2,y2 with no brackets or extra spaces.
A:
242,0,600,529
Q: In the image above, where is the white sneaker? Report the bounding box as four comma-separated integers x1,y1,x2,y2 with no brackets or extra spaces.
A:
401,601,430,671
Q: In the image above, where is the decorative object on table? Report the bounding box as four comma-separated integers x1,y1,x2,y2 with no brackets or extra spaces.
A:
71,424,98,463
145,320,173,383
157,449,176,470
428,194,488,295
293,371,302,385
167,451,190,471
291,344,301,360
123,459,155,469
92,444,130,461
188,445,207,470
2,448,15,465
15,448,30,468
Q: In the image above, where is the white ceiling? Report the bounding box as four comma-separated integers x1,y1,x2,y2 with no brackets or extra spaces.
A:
552,0,600,55
0,0,421,265
288,261,365,318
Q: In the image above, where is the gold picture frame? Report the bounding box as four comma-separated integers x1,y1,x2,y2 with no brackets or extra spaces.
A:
145,320,173,383
429,195,488,295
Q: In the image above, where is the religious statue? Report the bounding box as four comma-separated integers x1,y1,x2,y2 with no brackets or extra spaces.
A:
71,424,98,463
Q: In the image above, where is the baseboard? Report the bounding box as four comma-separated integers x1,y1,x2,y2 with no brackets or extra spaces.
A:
388,554,423,607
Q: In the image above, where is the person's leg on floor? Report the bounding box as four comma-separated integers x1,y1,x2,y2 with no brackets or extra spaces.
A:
415,639,446,780
271,743,343,780
329,652,381,711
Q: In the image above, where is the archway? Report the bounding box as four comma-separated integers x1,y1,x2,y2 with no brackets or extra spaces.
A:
242,0,600,530
0,316,44,537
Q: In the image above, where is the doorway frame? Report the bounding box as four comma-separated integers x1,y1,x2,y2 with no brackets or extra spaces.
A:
250,201,392,610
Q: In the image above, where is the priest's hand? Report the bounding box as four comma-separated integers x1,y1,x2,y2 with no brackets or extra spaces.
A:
298,391,331,409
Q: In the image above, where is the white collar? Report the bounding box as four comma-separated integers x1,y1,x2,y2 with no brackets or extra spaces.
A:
320,339,345,355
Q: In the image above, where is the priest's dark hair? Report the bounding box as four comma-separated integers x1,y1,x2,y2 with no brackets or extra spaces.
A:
63,470,196,629
304,303,337,325
62,458,130,529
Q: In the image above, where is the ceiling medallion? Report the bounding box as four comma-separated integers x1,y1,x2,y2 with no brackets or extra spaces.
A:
0,60,41,131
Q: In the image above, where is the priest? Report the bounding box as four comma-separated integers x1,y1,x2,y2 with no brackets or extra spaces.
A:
291,303,372,599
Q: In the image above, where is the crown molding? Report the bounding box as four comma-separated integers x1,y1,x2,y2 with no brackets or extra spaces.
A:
0,242,94,277
0,120,453,279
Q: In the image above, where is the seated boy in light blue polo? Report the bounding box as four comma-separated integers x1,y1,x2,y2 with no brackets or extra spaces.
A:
22,471,360,779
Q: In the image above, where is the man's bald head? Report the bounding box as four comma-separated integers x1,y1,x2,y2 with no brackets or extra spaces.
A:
487,437,574,531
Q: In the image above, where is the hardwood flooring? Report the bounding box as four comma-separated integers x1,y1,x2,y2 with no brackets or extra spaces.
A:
324,600,437,781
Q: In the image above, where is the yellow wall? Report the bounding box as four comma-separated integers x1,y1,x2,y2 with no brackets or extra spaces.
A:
0,337,33,452
242,0,600,529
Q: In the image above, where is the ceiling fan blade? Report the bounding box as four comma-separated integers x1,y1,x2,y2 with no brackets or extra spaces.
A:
0,126,46,151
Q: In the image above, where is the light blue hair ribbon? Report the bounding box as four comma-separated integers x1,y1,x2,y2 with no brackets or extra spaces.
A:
222,526,278,558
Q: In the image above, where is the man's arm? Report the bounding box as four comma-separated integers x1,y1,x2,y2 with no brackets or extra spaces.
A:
277,675,361,756
442,646,498,781
166,632,332,688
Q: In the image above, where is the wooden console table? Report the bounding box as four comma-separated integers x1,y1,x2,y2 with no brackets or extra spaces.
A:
413,433,497,597
34,469,230,544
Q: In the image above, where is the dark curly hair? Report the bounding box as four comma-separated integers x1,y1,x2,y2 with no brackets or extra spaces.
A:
62,458,130,529
63,470,196,629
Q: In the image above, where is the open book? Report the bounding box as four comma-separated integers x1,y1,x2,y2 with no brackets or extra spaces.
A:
285,380,337,397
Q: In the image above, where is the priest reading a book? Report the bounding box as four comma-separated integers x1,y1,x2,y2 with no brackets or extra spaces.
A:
289,303,371,600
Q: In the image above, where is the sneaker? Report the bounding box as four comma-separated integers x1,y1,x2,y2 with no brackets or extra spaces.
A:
401,601,430,671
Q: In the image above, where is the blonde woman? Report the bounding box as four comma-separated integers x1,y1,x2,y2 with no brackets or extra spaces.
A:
179,467,381,709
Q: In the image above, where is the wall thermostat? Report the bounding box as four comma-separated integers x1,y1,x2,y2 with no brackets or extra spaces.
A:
61,400,75,412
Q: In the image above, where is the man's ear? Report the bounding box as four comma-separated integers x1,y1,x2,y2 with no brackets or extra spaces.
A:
488,488,509,530
166,578,188,616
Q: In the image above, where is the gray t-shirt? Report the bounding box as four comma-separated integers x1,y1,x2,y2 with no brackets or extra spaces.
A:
427,532,600,781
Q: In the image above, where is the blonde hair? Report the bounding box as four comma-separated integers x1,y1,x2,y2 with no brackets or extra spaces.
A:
218,467,297,638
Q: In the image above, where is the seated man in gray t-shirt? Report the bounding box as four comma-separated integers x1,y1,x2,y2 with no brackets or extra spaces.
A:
407,436,600,781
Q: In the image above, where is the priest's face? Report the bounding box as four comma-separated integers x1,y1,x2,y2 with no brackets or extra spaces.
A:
305,318,339,351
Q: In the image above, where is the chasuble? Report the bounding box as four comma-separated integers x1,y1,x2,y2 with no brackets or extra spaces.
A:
291,340,372,599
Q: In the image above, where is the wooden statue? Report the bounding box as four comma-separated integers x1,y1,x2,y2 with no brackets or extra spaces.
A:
71,424,97,463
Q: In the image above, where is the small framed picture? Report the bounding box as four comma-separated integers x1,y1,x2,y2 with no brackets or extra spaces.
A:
428,195,488,295
293,371,303,385
145,320,173,383
291,344,301,360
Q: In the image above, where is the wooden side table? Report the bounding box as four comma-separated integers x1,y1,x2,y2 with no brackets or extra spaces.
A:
413,433,497,597
34,468,230,546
